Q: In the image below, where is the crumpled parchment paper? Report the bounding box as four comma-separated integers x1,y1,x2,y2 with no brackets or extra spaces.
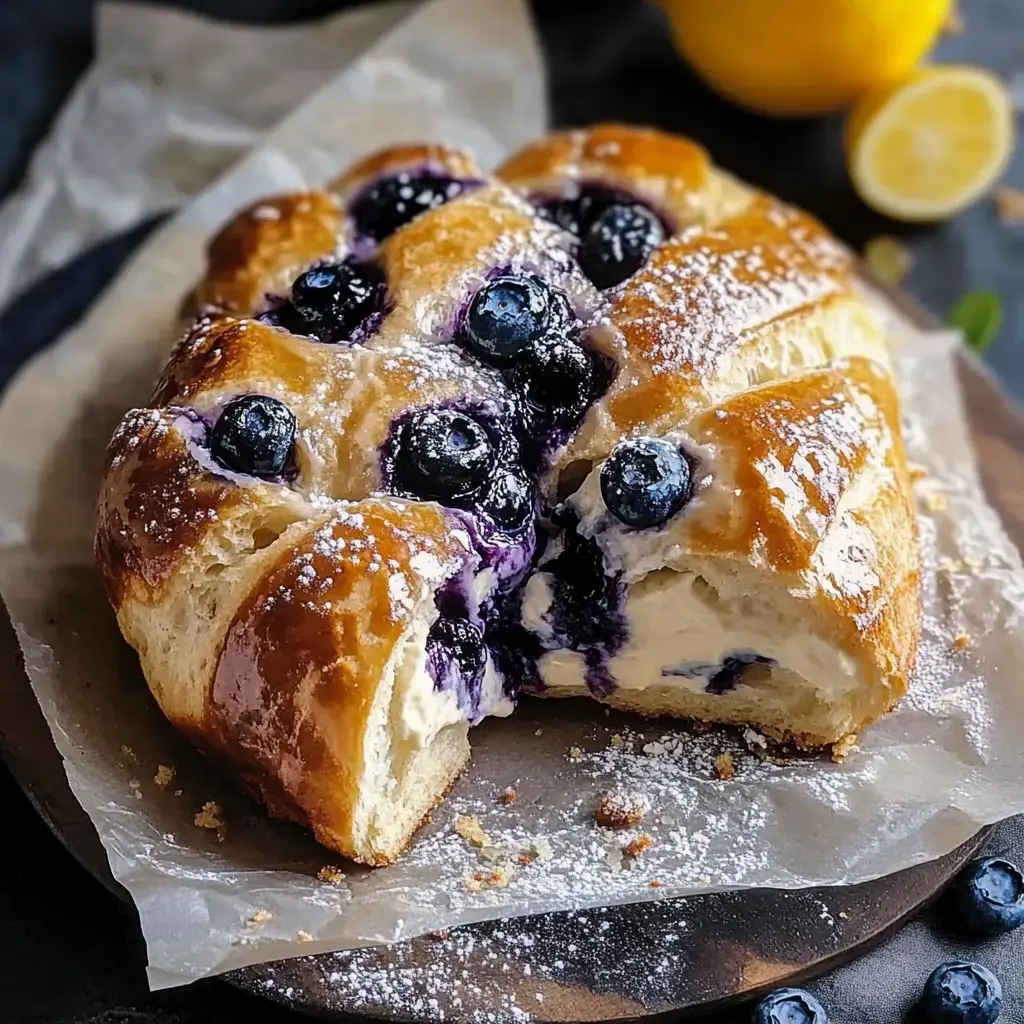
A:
3,0,1024,995
0,0,413,308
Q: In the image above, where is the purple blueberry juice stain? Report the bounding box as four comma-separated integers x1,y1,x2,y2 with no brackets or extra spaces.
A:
663,651,777,695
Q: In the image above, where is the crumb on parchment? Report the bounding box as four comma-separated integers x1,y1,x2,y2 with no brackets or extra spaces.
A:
317,865,347,884
714,752,735,781
246,909,272,929
154,764,175,787
454,814,490,848
517,839,552,865
831,735,860,764
595,790,651,829
297,930,313,943
609,733,624,748
128,778,143,800
465,866,512,892
649,880,663,889
498,786,517,805
120,745,137,765
624,835,653,859
952,632,972,651
194,801,225,836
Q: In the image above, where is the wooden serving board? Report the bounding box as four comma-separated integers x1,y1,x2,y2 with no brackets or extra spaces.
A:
0,255,1018,1021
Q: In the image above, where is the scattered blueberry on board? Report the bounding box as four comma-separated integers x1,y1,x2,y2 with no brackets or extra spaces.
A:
600,436,693,528
920,962,1002,1024
209,395,296,478
954,857,1024,935
578,201,664,290
751,987,828,1024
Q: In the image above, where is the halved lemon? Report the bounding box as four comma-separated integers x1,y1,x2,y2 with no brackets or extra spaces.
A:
847,66,1016,221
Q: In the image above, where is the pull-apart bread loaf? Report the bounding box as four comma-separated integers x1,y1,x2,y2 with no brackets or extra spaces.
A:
96,125,920,864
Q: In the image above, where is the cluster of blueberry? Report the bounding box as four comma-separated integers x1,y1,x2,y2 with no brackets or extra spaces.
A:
752,856,1024,1024
201,166,702,711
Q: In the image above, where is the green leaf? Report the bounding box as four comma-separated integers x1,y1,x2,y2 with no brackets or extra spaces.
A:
948,290,1004,352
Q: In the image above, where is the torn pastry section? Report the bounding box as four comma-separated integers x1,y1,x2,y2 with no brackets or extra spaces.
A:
522,357,920,748
96,407,511,864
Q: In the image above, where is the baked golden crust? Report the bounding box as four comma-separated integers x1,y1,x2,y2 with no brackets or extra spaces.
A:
96,124,923,863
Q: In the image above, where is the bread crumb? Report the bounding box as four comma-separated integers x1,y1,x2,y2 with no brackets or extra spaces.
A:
454,814,490,848
568,745,583,760
609,733,624,748
172,789,182,797
128,778,143,800
498,786,517,805
194,801,225,837
863,235,912,287
831,735,860,763
534,729,543,736
624,834,653,859
943,3,964,34
714,752,735,781
952,632,972,651
317,865,347,884
742,728,768,751
465,867,512,892
839,911,849,920
649,880,663,889
691,720,712,734
297,930,313,943
517,839,553,864
429,929,450,941
246,909,272,929
909,464,929,482
995,185,1024,223
153,764,175,788
595,790,651,829
923,492,947,512
479,845,508,864
120,745,137,765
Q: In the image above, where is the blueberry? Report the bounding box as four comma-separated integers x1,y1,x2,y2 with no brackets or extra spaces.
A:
351,170,464,241
480,468,534,531
394,408,494,502
751,989,828,1024
600,438,692,529
509,338,596,431
209,395,296,478
535,186,627,238
707,652,777,695
921,962,1002,1024
286,260,384,342
955,857,1024,935
578,202,664,290
427,617,486,680
464,275,553,365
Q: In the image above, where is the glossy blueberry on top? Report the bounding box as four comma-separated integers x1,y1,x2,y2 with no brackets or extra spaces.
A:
351,170,464,241
464,275,553,365
286,260,385,343
394,408,494,503
600,437,693,529
954,857,1024,935
480,468,535,531
509,337,597,432
751,988,828,1024
535,185,634,238
921,962,1002,1024
427,617,486,682
209,395,296,478
578,202,664,290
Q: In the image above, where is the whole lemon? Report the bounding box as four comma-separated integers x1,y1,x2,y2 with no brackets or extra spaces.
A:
657,0,952,117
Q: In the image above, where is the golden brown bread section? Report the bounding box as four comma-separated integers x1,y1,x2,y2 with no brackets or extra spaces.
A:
96,123,922,862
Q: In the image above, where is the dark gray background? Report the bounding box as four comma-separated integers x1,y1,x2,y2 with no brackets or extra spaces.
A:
1,2,1022,1022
